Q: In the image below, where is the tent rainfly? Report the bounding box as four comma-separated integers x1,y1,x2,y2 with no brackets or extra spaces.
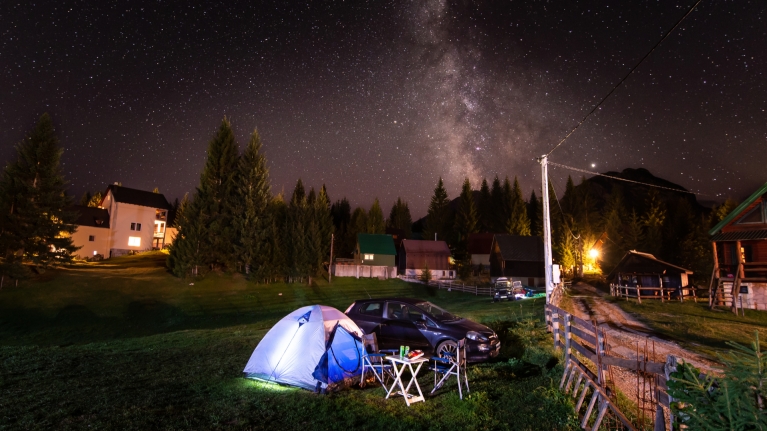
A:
243,305,365,392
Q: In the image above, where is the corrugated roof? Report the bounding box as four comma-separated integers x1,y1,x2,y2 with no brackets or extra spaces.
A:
467,233,495,255
357,233,397,255
105,185,171,210
401,239,451,254
72,205,110,228
607,250,692,279
711,229,767,242
493,235,544,262
709,181,767,236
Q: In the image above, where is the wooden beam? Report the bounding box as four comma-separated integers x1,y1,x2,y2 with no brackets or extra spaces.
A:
732,240,742,314
710,242,719,309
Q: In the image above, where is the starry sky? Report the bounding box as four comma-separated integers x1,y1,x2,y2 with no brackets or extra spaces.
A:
1,0,765,216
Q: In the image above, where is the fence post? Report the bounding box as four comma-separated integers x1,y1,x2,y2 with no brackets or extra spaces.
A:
594,321,605,386
564,313,572,364
637,288,642,304
553,309,561,349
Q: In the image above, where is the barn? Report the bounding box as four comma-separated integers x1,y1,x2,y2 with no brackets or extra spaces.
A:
398,239,454,279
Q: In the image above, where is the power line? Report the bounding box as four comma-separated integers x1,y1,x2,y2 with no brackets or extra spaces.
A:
545,0,704,157
548,161,713,197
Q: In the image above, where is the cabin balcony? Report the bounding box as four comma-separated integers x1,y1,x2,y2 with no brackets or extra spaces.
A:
153,231,165,238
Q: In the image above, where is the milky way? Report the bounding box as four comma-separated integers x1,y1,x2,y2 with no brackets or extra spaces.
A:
1,0,765,216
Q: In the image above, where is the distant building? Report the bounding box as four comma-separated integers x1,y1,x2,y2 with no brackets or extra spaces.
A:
489,235,544,287
70,184,173,259
468,233,495,269
334,233,397,278
398,239,454,279
709,181,767,310
607,250,693,297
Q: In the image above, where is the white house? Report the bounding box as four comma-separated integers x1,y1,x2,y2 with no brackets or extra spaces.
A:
71,184,173,259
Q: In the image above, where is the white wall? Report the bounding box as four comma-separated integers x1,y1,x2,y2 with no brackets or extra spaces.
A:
107,196,158,255
402,268,455,279
71,225,110,259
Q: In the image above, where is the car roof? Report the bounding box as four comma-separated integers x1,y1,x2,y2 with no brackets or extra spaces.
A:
354,297,426,305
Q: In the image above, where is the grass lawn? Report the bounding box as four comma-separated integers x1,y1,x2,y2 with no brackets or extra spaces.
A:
614,297,767,358
0,252,577,430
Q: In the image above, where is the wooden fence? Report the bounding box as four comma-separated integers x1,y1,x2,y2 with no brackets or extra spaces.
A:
428,279,493,296
546,302,677,430
610,284,697,304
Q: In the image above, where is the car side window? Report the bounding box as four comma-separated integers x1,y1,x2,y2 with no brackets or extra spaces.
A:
386,302,408,320
359,302,383,317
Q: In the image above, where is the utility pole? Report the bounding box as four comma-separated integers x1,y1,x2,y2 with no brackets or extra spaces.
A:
329,233,334,283
539,155,555,303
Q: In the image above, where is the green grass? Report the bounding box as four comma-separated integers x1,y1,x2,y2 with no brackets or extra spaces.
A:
614,298,767,358
0,252,577,430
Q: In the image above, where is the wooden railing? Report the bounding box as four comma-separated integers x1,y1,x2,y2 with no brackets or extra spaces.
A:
610,284,697,303
545,303,677,430
428,279,493,296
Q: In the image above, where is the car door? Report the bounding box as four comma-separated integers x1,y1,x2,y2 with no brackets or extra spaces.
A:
352,300,385,336
378,301,430,350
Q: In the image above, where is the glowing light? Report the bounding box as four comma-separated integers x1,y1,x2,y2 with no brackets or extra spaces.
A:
589,249,599,258
93,250,98,255
128,236,141,247
591,163,596,168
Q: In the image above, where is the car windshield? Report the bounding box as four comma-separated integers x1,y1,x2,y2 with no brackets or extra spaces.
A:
415,301,459,322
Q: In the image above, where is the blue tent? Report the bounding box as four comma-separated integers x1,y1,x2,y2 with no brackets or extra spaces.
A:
243,305,365,391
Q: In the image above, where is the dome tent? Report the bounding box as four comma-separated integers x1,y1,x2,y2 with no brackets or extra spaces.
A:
243,305,365,391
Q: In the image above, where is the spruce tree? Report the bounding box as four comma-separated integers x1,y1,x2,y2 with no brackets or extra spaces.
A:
506,177,531,236
233,129,272,278
331,198,352,258
0,113,77,275
501,177,513,233
387,198,413,238
602,189,627,271
478,178,493,232
367,198,386,234
346,207,368,257
167,194,207,277
490,176,504,232
528,191,542,237
424,177,451,242
624,209,644,252
641,189,666,256
312,185,333,277
287,179,310,281
267,195,288,282
79,191,92,206
454,177,478,260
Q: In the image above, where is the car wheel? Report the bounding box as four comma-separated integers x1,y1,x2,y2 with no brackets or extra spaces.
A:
436,340,458,359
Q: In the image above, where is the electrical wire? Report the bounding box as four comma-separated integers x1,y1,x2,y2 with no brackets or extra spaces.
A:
548,161,713,196
545,0,704,157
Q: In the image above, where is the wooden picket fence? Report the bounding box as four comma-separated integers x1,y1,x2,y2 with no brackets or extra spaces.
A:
610,284,697,304
545,302,678,430
428,279,493,296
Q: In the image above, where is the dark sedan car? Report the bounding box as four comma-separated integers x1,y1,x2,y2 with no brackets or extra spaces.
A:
344,298,500,362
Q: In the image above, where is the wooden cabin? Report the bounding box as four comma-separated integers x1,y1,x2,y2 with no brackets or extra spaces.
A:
399,239,454,279
489,234,545,287
607,250,693,300
709,182,767,311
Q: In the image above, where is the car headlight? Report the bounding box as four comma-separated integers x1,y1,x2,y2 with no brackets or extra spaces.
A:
466,331,488,342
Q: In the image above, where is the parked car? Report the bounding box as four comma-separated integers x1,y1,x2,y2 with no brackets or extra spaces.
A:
493,287,513,302
344,298,500,363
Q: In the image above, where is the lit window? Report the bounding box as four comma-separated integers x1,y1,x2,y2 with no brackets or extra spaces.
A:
88,235,95,241
128,237,141,247
364,254,374,260
93,250,98,256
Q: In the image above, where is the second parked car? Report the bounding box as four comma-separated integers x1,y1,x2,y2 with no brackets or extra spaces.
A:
344,298,500,363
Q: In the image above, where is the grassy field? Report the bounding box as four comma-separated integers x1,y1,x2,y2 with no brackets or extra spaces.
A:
0,253,577,430
614,297,767,358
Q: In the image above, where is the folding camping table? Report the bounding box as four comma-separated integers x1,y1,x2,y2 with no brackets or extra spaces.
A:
384,355,429,406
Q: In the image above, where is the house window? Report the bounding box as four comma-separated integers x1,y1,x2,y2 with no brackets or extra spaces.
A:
364,254,374,260
88,235,95,242
128,237,141,247
741,285,749,294
130,223,142,231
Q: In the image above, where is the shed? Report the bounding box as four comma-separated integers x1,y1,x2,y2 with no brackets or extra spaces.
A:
607,250,693,298
489,235,545,287
399,239,454,279
468,233,495,268
353,234,396,267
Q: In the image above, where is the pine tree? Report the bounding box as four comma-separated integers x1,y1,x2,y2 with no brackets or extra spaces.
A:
287,179,310,281
501,177,513,233
713,198,739,225
489,176,504,232
367,198,385,234
167,194,207,277
624,209,644,252
346,207,368,257
478,178,493,232
506,176,531,236
79,191,92,206
387,198,412,238
312,185,333,277
454,178,478,260
528,191,542,237
331,198,352,258
233,129,272,278
424,177,451,242
641,189,666,256
602,189,627,271
0,113,78,275
267,195,288,282
88,192,102,207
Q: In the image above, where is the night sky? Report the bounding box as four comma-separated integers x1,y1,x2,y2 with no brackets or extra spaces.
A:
1,0,765,216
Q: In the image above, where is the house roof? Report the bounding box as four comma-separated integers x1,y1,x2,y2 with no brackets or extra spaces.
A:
467,233,495,255
493,235,544,262
104,185,171,210
401,239,451,255
709,181,767,236
72,205,110,228
357,233,397,255
607,250,692,280
710,229,767,242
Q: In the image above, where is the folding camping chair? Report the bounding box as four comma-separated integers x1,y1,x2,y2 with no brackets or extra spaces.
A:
429,338,470,399
360,333,397,388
